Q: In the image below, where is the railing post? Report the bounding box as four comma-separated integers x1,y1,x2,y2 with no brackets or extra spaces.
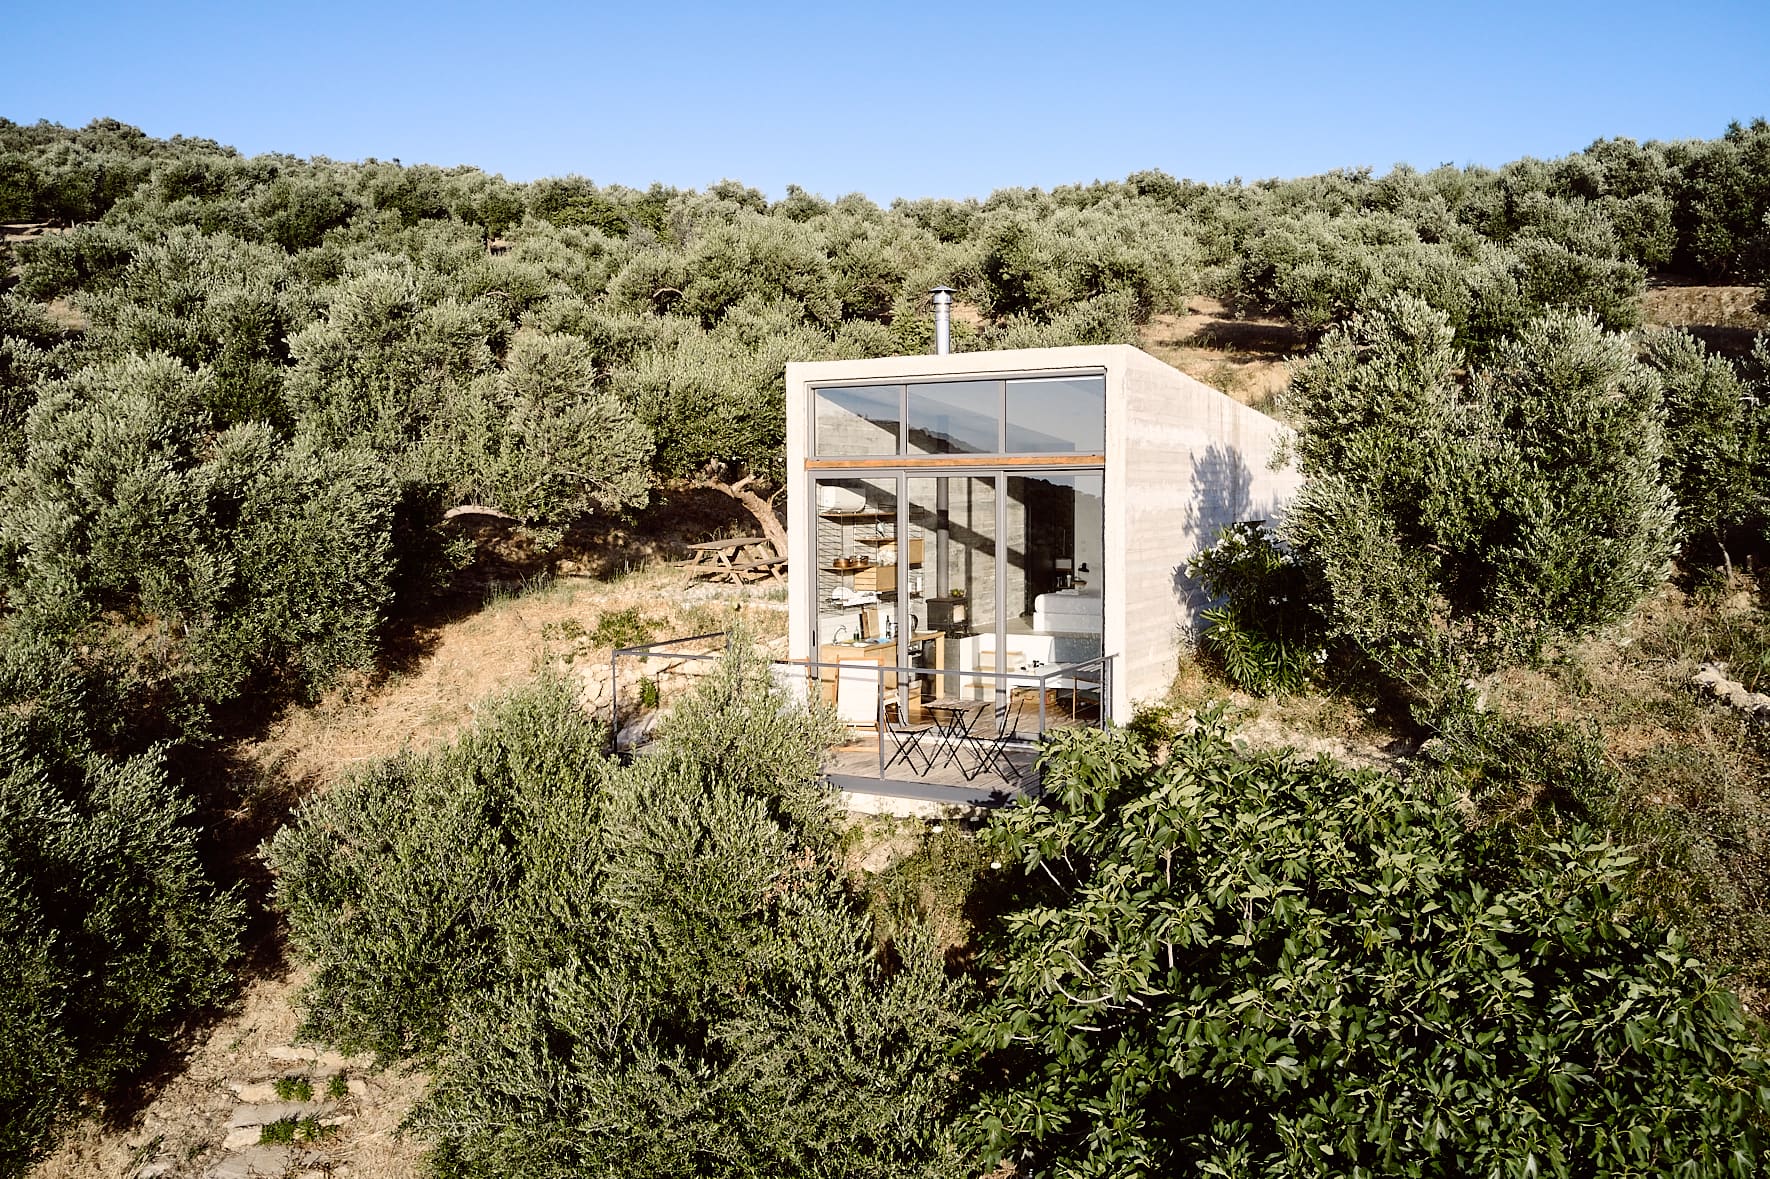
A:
1038,668,1048,738
876,675,886,780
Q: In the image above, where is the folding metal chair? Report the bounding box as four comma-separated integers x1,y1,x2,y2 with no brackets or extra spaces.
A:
881,699,935,776
965,691,1031,785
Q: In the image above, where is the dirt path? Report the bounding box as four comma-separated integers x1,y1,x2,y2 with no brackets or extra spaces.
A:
33,566,785,1179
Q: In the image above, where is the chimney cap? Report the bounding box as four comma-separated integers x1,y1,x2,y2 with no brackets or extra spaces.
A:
928,285,957,298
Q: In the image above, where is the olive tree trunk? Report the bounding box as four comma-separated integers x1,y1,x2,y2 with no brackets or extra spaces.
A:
693,470,788,558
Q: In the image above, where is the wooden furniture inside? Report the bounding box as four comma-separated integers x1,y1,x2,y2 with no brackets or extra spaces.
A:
816,631,942,705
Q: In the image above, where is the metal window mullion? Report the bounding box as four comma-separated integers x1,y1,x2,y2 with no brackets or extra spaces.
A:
995,466,1006,707
898,383,907,456
895,471,907,710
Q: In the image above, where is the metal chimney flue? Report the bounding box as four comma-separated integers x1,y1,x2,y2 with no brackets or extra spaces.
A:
930,286,955,355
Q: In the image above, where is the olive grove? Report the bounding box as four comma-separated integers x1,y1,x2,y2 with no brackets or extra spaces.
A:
1,112,1769,1173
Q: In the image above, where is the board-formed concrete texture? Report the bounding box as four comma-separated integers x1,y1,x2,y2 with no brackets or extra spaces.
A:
785,344,1302,718
1110,346,1302,715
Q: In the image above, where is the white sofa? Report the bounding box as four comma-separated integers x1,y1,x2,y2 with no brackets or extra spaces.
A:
1032,588,1102,635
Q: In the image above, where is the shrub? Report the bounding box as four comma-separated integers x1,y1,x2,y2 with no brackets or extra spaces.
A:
269,676,611,1058
590,607,656,649
1424,694,1770,1000
0,714,241,1176
271,645,955,1178
0,358,401,740
1641,329,1766,570
968,717,1770,1177
1188,521,1332,695
1283,297,1675,681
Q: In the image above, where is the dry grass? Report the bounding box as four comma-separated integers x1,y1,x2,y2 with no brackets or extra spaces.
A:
1641,278,1768,359
32,966,432,1179
1155,652,1411,773
237,564,785,796
1138,297,1309,413
1642,279,1768,330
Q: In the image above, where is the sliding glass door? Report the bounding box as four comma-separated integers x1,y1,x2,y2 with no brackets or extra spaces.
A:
907,475,996,705
810,467,1102,720
1004,471,1105,665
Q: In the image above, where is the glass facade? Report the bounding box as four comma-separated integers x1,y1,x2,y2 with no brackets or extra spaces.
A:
813,374,1105,457
807,371,1107,723
814,384,900,455
907,380,1000,454
1006,377,1106,453
813,469,1102,705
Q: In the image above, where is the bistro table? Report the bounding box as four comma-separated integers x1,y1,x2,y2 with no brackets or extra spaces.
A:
923,696,991,773
678,537,778,584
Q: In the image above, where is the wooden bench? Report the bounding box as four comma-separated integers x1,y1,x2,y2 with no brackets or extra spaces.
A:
728,557,787,583
680,538,780,584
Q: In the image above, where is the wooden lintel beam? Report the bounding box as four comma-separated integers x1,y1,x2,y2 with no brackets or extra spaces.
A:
804,454,1105,471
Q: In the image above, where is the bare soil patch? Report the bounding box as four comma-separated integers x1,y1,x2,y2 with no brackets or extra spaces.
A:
1641,277,1767,357
1139,297,1308,414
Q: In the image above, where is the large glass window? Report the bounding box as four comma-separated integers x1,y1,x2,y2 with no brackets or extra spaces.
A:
808,468,1105,726
907,380,1000,455
814,477,898,647
812,371,1105,457
907,475,996,703
815,385,899,455
1006,376,1106,453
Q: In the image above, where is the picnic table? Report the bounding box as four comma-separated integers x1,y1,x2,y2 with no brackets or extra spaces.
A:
678,537,785,584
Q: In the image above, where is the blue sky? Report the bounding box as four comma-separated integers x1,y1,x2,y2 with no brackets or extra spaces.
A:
4,1,1766,201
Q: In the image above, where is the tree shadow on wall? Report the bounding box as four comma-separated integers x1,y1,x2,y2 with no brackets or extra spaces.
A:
1171,443,1254,615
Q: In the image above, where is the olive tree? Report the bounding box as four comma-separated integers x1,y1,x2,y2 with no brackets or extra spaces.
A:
0,354,400,738
272,650,962,1179
423,332,652,531
1281,296,1674,678
0,712,241,1177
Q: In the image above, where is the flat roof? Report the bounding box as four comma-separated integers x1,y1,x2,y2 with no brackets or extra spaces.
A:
787,343,1142,385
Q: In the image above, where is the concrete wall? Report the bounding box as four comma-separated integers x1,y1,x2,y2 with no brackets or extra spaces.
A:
786,345,1302,719
1110,348,1302,715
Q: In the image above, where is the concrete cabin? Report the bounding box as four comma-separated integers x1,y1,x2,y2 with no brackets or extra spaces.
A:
782,341,1301,796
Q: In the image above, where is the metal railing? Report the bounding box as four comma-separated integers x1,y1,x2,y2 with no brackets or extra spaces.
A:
609,632,1113,788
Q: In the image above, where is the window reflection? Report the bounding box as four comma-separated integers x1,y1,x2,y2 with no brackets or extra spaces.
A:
815,385,899,455
813,372,1105,457
1005,472,1104,663
1006,376,1106,453
907,380,1000,455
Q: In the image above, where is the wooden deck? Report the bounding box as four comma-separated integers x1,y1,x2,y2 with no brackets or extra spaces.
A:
819,690,1100,805
823,734,1036,805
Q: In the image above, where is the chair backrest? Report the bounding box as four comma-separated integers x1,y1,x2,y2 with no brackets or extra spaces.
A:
882,699,920,733
955,699,998,737
998,690,1031,740
835,662,881,726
